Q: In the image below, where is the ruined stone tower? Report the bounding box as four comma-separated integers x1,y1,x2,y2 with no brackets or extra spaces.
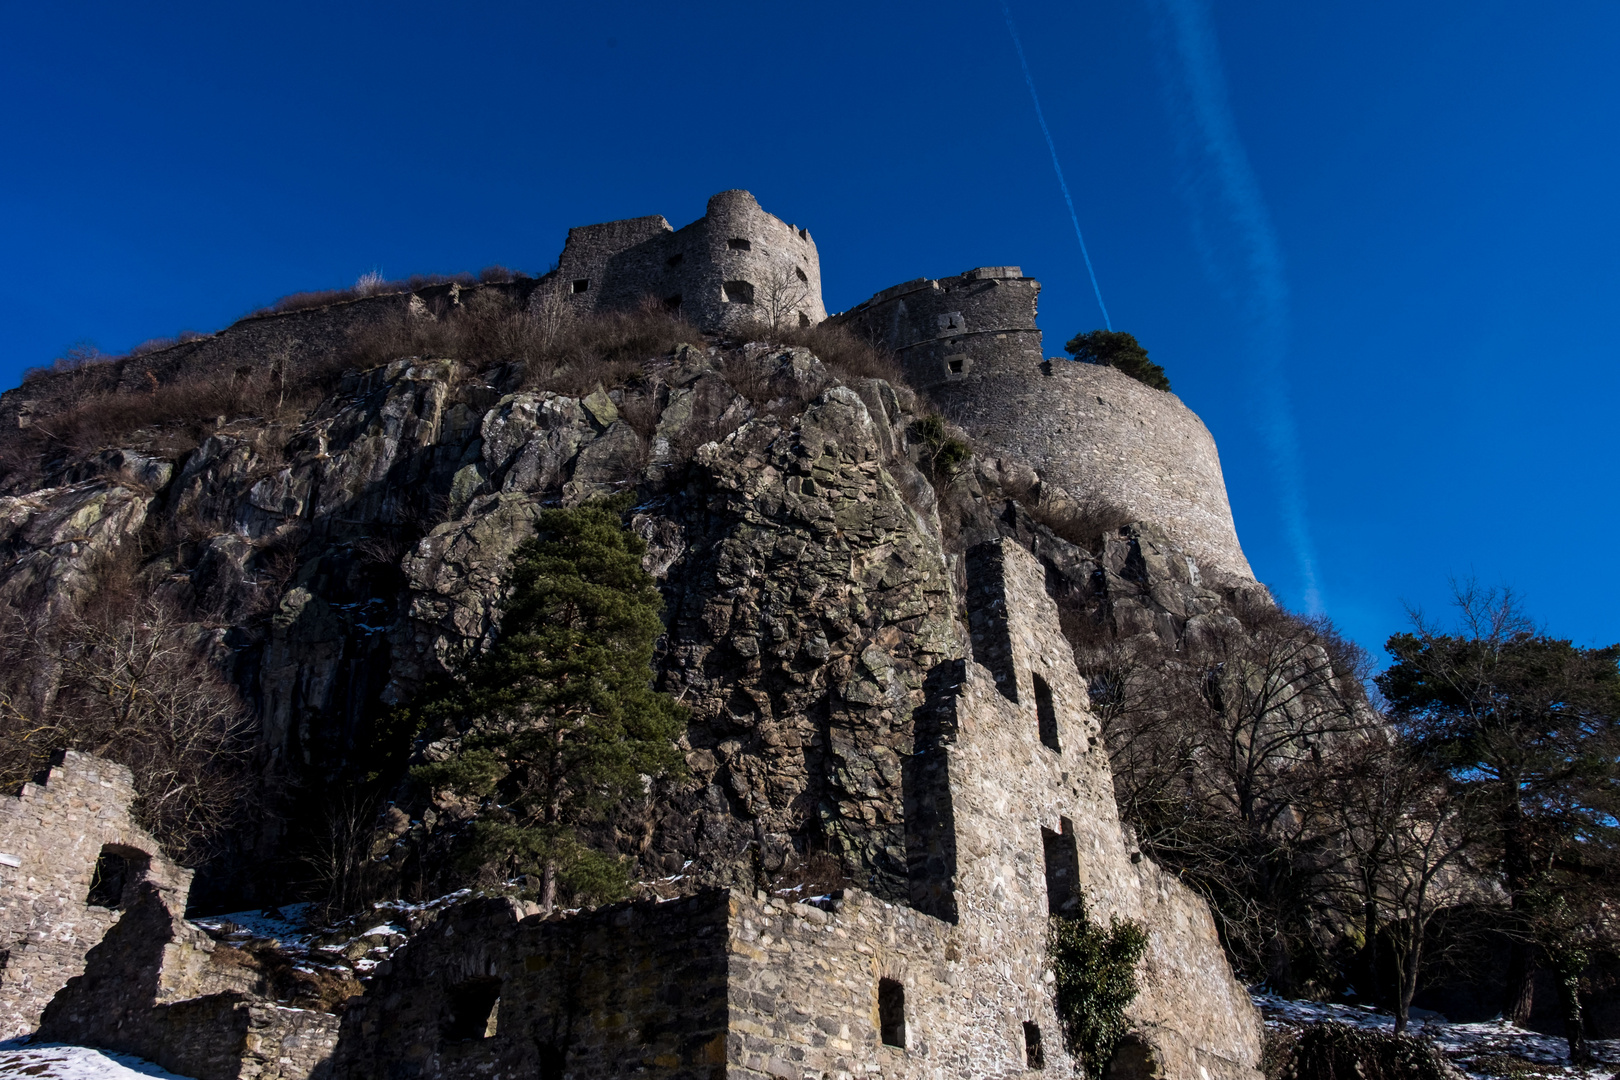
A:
833,269,1255,581
542,190,826,333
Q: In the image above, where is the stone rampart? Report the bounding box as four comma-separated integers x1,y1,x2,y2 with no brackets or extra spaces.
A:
0,751,189,1040
833,270,1254,581
541,190,825,333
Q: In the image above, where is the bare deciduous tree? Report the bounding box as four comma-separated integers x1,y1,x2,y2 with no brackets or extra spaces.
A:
755,262,813,331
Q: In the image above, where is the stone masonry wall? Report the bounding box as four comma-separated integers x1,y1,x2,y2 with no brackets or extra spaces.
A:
950,540,1261,1079
0,751,189,1040
543,190,826,333
834,268,1253,581
38,880,338,1080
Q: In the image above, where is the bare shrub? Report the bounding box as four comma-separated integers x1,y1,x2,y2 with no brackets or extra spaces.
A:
1021,493,1135,554
0,597,258,865
731,320,903,386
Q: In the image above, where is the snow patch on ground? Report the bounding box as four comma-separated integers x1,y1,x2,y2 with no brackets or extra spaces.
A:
0,1045,194,1080
1255,993,1620,1079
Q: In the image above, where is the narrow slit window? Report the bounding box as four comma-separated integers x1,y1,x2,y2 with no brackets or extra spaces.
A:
571,279,589,294
1034,673,1060,753
878,978,906,1048
1023,1022,1045,1069
1042,819,1081,918
443,977,502,1040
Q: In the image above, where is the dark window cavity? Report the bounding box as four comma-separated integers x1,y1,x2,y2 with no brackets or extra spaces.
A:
798,311,811,328
798,228,809,240
878,978,906,1048
537,1043,565,1080
948,357,965,375
86,845,148,909
663,294,682,311
727,237,752,251
1042,818,1081,917
795,266,809,283
1024,1022,1045,1069
571,279,589,294
666,253,684,268
723,280,755,304
443,977,502,1040
1034,673,1060,753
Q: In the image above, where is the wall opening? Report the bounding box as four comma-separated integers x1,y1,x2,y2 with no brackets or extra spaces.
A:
795,266,809,283
537,1042,565,1080
1034,673,1061,753
666,252,684,268
1106,1035,1160,1080
443,977,502,1040
571,279,589,294
1023,1021,1046,1069
798,228,809,240
1042,818,1081,917
798,311,811,328
663,294,682,311
947,357,965,375
878,978,906,1048
727,237,752,251
86,845,148,909
722,280,755,305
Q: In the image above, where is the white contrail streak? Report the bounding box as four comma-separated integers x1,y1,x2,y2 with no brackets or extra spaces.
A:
999,0,1112,330
1151,0,1321,612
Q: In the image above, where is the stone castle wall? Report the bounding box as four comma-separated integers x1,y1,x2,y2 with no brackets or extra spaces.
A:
833,270,1254,581
0,751,189,1040
542,190,826,333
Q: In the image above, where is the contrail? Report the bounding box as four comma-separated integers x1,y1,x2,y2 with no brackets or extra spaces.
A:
1149,0,1321,612
998,0,1111,330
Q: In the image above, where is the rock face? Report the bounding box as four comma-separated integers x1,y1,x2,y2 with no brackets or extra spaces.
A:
0,752,189,1041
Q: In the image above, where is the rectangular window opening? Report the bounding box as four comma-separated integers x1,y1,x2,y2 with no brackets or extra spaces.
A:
571,279,589,294
1034,673,1061,753
948,358,964,374
878,978,906,1048
1024,1021,1045,1070
727,237,752,251
1042,819,1081,918
722,280,755,305
443,977,502,1040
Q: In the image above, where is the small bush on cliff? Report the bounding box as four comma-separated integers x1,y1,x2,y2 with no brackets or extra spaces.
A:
1065,330,1171,392
911,415,969,481
407,495,686,912
1048,898,1149,1078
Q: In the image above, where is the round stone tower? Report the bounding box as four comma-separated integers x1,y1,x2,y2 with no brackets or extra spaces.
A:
543,190,824,334
834,269,1254,581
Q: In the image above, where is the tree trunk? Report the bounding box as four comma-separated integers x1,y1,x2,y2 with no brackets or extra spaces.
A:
1557,971,1589,1065
540,858,558,915
1394,935,1423,1036
1503,942,1535,1024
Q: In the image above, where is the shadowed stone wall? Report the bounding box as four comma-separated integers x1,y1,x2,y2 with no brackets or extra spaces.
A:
542,190,826,333
0,751,189,1040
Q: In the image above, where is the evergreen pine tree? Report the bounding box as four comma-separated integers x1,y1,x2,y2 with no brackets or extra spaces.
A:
410,494,686,911
1064,330,1172,392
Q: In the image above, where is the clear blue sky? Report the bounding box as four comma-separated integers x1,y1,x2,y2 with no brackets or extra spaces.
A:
4,0,1617,658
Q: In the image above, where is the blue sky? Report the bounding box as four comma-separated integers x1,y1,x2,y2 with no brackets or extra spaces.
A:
4,1,1617,657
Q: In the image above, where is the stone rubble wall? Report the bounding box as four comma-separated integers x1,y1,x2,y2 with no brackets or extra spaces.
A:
331,893,732,1080
543,190,826,333
37,879,336,1080
950,540,1262,1080
0,751,189,1040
